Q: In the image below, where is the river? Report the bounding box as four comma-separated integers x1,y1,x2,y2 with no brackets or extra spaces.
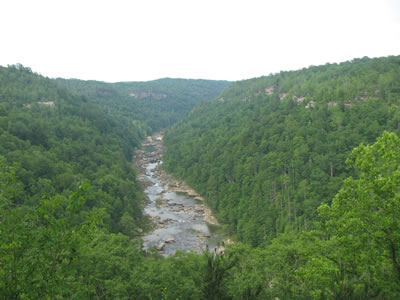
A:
134,134,223,256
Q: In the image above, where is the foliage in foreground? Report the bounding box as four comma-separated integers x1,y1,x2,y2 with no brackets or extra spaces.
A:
1,132,399,299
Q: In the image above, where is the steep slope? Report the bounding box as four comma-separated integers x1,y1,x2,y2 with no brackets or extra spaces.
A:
57,77,230,132
163,55,400,246
0,64,145,234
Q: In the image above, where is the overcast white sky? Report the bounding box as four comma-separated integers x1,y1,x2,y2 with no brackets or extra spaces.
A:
1,0,399,82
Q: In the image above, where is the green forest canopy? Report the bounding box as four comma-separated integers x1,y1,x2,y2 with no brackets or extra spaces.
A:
2,131,399,298
164,55,400,246
56,77,230,133
0,64,145,235
1,56,400,298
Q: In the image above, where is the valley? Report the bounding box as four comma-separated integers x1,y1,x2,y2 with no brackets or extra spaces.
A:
1,56,400,299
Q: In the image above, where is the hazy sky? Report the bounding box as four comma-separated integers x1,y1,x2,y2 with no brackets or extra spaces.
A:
1,0,399,82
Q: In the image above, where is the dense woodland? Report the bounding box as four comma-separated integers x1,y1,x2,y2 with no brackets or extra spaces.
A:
1,57,400,299
0,64,149,234
56,77,230,133
164,56,400,246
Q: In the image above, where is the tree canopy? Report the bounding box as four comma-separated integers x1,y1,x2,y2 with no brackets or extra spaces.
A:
1,57,400,298
164,55,400,246
56,77,230,133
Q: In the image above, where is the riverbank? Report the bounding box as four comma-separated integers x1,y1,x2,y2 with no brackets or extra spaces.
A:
157,168,219,226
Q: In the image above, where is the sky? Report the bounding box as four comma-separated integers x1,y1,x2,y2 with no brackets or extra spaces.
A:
1,0,399,82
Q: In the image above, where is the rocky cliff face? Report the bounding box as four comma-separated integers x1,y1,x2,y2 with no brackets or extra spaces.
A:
129,92,167,99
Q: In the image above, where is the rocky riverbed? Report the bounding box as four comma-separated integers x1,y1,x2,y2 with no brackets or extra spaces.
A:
134,133,223,256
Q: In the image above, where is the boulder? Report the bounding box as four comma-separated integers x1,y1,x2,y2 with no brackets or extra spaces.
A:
157,242,165,251
194,205,204,213
198,233,211,238
165,237,176,243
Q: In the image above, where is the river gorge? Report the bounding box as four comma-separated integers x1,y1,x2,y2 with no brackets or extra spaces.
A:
134,133,224,256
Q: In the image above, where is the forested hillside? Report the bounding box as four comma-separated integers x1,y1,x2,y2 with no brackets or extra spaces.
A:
164,56,400,246
2,129,399,298
1,58,400,299
57,77,230,132
0,65,236,298
0,64,146,235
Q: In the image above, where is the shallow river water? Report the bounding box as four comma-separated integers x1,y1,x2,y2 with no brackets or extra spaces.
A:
142,162,222,256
